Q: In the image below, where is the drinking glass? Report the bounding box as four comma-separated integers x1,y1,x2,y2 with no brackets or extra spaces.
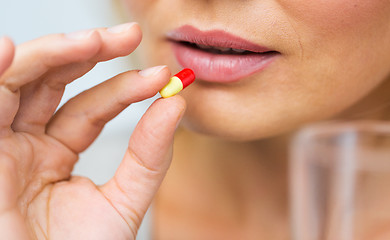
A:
290,121,390,240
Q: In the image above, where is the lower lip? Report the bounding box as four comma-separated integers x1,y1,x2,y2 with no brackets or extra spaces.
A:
171,42,279,83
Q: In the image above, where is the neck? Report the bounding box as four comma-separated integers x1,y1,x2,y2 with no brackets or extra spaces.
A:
152,76,390,239
337,75,390,120
154,128,292,239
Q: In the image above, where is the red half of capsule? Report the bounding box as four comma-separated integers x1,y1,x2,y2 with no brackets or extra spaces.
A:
175,68,195,89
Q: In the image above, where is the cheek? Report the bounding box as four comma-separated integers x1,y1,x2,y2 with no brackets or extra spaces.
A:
279,0,390,59
120,0,390,140
279,0,388,31
281,0,390,108
120,0,156,17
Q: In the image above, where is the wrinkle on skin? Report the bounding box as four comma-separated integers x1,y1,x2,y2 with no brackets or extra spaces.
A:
45,184,53,240
273,2,305,62
97,182,136,238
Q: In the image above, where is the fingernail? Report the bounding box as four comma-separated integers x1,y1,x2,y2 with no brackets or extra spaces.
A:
139,65,167,77
107,22,137,33
65,29,95,40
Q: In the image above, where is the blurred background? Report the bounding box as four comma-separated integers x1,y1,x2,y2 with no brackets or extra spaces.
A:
0,0,154,185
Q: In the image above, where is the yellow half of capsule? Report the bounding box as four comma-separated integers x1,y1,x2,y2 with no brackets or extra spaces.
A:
159,76,184,98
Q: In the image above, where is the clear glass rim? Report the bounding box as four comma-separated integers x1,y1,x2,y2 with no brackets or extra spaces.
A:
294,120,390,141
290,120,390,171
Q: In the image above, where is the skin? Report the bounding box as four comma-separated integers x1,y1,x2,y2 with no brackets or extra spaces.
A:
0,0,390,240
120,0,390,239
0,25,186,239
123,0,390,140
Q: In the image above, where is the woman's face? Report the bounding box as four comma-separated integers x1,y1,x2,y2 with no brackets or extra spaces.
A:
122,0,390,140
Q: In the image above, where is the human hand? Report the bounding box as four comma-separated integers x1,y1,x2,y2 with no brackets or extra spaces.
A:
0,23,185,239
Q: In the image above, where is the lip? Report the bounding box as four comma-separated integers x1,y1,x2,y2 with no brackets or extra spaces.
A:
166,25,279,83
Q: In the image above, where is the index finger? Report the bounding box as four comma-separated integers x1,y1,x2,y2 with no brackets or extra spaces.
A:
46,66,171,153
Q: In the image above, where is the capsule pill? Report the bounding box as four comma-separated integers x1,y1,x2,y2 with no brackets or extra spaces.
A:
159,68,195,98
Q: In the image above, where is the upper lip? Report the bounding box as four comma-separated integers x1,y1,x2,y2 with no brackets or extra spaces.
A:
166,25,273,53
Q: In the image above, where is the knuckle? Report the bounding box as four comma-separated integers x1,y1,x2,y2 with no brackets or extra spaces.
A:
128,148,161,175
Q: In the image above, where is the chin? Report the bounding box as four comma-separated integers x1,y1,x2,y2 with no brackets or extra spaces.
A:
180,113,295,142
179,94,298,142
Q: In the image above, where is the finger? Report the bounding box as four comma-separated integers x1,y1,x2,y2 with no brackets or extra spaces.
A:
0,30,102,92
40,22,142,89
0,153,30,240
92,22,142,62
100,95,186,231
10,23,142,133
2,22,141,91
0,30,101,134
0,37,14,75
46,66,170,153
0,209,30,240
38,22,142,86
0,37,16,136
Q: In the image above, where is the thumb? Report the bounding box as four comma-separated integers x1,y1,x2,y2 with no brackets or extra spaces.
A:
100,95,185,234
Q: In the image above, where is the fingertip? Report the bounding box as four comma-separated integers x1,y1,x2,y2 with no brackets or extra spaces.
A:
0,36,15,46
0,36,15,74
107,22,137,33
147,65,172,87
150,95,187,128
152,65,172,85
175,95,187,114
138,95,186,134
110,22,143,44
88,22,143,62
131,22,143,45
161,95,187,129
160,95,187,114
108,22,143,58
126,65,171,97
0,36,15,54
163,65,172,78
138,65,169,78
